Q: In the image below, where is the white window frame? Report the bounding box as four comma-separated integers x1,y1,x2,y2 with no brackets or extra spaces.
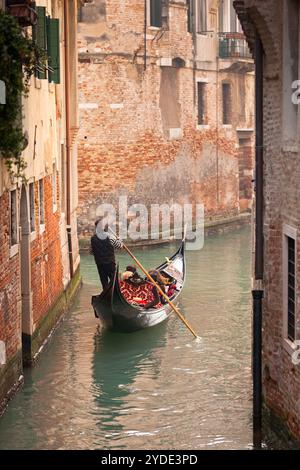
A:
282,224,298,355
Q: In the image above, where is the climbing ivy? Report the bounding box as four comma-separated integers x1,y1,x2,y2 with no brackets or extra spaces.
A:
0,10,46,181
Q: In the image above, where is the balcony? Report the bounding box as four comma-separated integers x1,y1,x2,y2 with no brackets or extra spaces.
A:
7,0,37,27
219,32,252,60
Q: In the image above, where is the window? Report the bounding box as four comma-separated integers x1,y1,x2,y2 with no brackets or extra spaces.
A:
150,0,162,27
187,0,194,33
197,82,207,125
10,190,18,247
287,237,296,341
196,0,207,33
61,144,66,213
47,17,60,84
39,179,45,226
283,225,297,345
33,6,47,79
282,0,299,148
52,163,57,208
33,6,61,83
29,183,35,233
222,83,232,124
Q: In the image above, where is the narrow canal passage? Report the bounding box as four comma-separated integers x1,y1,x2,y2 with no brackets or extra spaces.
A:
0,227,252,450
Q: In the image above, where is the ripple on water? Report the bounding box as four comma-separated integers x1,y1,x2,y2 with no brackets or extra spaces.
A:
0,227,254,450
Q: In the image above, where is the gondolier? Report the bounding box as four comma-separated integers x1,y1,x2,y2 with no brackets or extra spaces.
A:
91,220,123,291
91,240,187,333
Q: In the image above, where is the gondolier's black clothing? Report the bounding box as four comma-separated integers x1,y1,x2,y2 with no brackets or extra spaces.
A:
91,234,122,290
91,234,116,265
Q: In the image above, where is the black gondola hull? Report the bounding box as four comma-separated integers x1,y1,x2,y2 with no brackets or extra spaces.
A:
91,241,185,333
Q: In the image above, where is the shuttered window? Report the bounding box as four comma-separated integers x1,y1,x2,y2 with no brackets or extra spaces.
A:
187,0,194,33
150,0,162,27
222,83,232,124
287,237,296,342
197,82,206,125
29,183,35,233
47,17,60,84
34,6,47,79
39,179,45,226
197,0,207,33
33,7,61,83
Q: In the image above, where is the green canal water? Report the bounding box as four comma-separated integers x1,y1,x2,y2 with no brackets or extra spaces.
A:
0,226,253,450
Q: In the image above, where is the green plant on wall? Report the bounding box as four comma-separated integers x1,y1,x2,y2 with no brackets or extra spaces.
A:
0,10,46,181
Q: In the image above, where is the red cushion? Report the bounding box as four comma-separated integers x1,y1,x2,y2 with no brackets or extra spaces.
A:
119,281,163,309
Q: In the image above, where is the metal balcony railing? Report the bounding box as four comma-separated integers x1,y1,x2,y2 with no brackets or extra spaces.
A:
219,32,252,59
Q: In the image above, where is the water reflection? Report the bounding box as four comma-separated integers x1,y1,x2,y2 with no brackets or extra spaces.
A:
0,227,253,450
92,325,167,446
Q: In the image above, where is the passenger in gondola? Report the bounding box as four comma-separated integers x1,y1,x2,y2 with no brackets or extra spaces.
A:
91,220,123,291
121,266,145,285
144,270,167,309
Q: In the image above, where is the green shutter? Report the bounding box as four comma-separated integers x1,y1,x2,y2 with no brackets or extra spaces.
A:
47,18,60,84
34,6,47,79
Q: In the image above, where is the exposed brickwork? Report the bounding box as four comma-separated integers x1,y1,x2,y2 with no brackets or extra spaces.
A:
0,192,21,362
236,0,300,442
30,177,63,329
0,0,80,411
77,0,255,237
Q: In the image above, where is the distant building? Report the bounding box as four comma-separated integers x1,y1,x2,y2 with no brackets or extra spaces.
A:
235,0,300,444
0,0,80,412
77,0,255,240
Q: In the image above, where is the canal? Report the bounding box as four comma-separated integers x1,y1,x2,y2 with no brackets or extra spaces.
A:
0,226,252,450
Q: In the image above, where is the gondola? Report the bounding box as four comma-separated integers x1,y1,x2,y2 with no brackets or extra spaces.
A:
91,239,186,333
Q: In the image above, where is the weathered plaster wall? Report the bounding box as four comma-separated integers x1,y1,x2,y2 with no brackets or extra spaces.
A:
77,0,254,237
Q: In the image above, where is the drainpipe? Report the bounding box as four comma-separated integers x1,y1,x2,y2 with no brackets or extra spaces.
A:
252,32,264,450
64,0,74,278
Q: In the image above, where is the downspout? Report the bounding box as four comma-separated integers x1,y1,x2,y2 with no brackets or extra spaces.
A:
64,0,74,278
252,32,264,450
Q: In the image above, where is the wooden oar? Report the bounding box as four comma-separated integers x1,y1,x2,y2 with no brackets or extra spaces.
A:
109,228,198,339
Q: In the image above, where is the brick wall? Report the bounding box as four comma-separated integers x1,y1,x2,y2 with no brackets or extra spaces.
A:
236,0,300,442
0,191,21,363
77,0,255,238
30,176,64,329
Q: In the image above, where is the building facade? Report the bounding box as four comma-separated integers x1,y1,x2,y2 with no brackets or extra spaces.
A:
0,0,80,413
77,0,254,240
235,0,300,443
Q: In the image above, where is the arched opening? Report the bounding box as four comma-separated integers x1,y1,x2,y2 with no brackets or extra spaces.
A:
20,184,32,365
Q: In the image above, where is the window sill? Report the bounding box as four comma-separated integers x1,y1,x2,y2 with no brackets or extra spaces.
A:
197,124,209,130
282,145,299,153
148,26,161,31
53,203,58,214
9,244,19,259
282,338,298,357
30,231,37,242
40,224,45,235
